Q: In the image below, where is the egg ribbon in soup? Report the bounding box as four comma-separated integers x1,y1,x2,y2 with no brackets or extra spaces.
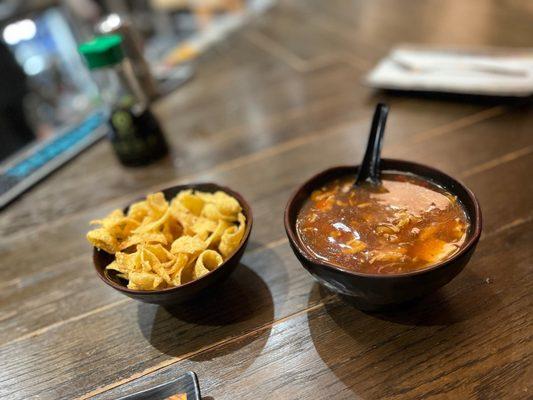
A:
296,173,469,274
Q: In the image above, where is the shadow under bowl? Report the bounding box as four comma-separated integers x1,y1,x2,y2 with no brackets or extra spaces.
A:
93,182,253,305
284,159,482,311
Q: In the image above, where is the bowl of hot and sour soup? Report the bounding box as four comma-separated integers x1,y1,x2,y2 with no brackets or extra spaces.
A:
284,159,482,310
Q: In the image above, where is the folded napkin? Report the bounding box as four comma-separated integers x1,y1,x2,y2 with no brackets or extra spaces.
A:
365,46,533,96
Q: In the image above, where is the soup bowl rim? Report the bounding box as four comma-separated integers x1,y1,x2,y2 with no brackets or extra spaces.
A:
284,158,482,280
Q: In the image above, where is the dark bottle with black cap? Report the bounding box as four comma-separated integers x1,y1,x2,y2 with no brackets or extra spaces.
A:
79,35,168,167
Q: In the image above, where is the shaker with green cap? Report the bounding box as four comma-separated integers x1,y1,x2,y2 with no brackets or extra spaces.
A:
79,34,168,167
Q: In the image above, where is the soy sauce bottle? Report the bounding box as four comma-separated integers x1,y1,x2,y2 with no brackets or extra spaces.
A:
79,35,168,166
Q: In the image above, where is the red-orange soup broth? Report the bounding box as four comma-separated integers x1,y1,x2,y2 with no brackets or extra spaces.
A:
296,173,470,274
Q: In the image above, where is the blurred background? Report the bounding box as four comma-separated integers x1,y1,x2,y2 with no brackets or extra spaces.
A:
0,0,272,162
0,0,531,209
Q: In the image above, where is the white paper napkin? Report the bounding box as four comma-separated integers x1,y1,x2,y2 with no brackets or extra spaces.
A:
365,46,533,97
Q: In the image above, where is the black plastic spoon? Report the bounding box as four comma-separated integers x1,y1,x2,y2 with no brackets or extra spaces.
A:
354,103,389,186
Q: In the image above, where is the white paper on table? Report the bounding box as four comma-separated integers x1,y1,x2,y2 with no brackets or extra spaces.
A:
365,46,533,97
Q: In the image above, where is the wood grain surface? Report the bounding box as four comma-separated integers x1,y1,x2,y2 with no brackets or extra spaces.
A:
1,0,532,399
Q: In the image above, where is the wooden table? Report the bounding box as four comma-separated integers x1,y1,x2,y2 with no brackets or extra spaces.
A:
1,1,532,398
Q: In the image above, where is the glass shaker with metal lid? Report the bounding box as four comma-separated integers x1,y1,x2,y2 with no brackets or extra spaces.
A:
78,35,168,167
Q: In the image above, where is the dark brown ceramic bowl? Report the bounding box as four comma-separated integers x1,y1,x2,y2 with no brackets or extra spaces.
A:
284,159,482,311
93,183,253,305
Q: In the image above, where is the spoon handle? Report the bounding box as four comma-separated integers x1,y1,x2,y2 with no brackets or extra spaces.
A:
355,103,389,185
